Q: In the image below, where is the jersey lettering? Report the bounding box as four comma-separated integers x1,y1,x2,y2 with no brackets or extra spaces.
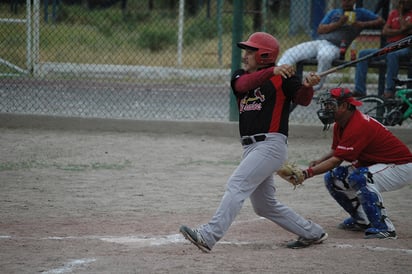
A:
337,145,355,151
239,88,265,114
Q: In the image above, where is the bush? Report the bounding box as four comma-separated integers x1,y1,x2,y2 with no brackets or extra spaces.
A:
137,28,175,52
185,17,217,43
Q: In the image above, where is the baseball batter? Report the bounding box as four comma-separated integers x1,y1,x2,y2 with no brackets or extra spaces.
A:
303,88,412,239
179,32,327,251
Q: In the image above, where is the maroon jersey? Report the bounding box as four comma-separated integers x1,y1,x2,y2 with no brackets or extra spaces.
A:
332,110,412,167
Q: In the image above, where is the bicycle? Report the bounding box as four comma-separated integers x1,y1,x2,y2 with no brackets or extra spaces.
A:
358,78,412,126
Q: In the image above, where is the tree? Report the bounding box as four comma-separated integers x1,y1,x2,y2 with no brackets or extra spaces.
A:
252,0,262,31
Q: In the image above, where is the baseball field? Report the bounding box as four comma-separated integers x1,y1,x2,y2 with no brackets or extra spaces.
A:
0,121,411,273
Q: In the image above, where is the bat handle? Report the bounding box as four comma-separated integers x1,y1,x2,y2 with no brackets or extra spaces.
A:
317,67,337,77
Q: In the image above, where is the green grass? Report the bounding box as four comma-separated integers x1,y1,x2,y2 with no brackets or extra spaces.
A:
0,3,287,69
0,3,382,73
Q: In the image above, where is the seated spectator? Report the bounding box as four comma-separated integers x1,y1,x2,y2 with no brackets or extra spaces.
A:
277,0,384,91
354,0,412,98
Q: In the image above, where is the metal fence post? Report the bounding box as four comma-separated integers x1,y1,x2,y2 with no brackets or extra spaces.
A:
177,0,185,67
217,0,223,66
229,0,244,122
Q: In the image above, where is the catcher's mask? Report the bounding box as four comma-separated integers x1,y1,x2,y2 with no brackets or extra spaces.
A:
237,32,280,65
317,87,362,130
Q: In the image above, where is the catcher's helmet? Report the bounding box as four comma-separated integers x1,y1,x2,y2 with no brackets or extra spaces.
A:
237,32,279,65
316,87,362,130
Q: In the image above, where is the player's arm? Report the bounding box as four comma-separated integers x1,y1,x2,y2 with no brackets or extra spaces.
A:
382,23,403,37
233,64,295,93
281,71,318,106
381,12,412,37
309,149,335,167
399,15,412,35
310,156,343,177
318,19,346,34
291,86,313,106
352,16,385,30
232,67,274,93
399,2,412,34
317,12,347,34
291,72,320,106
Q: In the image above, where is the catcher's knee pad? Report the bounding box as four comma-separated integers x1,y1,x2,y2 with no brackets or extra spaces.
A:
324,166,351,192
332,166,349,182
324,168,360,218
347,167,371,190
325,166,350,190
348,168,388,230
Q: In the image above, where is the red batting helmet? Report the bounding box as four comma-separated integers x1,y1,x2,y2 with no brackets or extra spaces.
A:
237,32,280,65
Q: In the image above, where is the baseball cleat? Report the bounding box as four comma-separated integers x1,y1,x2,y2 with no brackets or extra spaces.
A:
179,225,211,253
286,232,328,249
364,230,397,239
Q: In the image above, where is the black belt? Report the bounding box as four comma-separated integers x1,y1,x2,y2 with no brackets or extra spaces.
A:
241,134,266,146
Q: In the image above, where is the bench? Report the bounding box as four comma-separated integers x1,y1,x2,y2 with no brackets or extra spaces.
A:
296,57,412,96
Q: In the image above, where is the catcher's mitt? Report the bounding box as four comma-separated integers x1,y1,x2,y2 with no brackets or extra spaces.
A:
277,162,307,189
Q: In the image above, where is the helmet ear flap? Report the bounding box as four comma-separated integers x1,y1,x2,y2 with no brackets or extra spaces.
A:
256,52,277,65
260,53,270,59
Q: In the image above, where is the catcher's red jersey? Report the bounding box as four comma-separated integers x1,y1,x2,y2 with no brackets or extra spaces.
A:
332,110,412,167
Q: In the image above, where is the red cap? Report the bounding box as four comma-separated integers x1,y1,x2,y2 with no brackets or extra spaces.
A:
330,88,362,106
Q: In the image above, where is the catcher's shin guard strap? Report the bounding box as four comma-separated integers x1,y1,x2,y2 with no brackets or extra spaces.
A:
355,185,388,230
348,169,388,230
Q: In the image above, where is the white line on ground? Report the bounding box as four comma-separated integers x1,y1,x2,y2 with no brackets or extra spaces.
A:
2,215,411,254
335,244,412,254
3,233,410,255
41,258,96,274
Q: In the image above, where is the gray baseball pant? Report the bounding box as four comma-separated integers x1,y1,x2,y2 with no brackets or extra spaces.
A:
198,133,325,249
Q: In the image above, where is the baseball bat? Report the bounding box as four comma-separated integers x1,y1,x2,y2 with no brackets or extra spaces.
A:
317,35,412,77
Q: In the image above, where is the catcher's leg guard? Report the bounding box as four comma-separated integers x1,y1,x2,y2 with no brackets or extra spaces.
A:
324,167,366,223
348,168,390,231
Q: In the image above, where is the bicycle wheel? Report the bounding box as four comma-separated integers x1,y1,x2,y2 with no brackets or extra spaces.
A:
358,95,387,123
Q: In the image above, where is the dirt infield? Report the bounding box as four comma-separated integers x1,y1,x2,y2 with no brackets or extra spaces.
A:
1,125,411,274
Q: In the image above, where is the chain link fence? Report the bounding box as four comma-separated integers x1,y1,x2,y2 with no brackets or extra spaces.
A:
1,0,411,127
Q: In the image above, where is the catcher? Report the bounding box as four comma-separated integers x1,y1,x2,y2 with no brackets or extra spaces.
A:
279,88,412,239
179,32,327,251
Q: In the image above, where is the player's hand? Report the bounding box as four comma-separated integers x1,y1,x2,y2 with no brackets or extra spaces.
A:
303,72,320,87
339,15,348,25
274,64,295,78
352,21,365,29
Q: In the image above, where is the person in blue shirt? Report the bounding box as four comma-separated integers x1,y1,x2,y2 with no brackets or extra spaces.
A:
278,0,384,91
